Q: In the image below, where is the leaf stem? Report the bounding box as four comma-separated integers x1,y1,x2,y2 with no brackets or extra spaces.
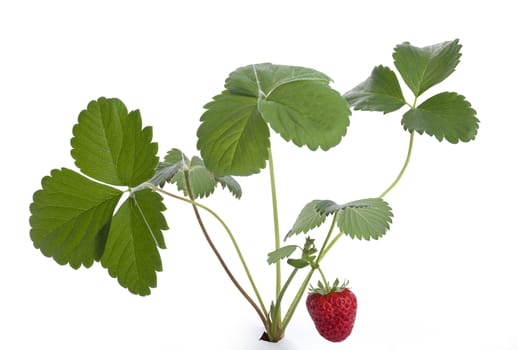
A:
317,266,329,288
320,231,342,261
267,148,282,308
270,267,298,340
379,131,415,198
149,184,268,327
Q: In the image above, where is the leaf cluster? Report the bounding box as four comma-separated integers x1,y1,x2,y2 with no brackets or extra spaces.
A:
267,237,317,269
344,39,479,143
30,98,167,295
150,148,242,199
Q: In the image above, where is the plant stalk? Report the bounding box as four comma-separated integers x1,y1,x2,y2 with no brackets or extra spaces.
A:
150,184,268,327
267,147,282,296
267,147,282,338
379,131,415,198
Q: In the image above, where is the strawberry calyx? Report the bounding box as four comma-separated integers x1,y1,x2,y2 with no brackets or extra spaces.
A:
308,278,349,295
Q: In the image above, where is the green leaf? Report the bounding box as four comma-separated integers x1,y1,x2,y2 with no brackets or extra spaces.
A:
314,199,344,215
164,148,189,166
258,80,350,150
149,162,182,188
267,245,298,265
197,64,351,176
131,189,168,249
197,92,271,176
286,200,329,239
402,92,479,143
343,65,406,113
225,62,332,97
101,189,167,296
29,168,123,269
334,198,393,240
150,148,242,199
149,148,188,188
186,159,217,198
71,97,158,187
287,259,310,269
216,175,242,199
393,39,462,97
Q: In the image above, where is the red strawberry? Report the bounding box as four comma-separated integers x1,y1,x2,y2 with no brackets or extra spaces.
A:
306,279,357,342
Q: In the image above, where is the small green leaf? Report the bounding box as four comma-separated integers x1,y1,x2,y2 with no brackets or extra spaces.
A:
216,175,242,199
149,162,182,188
343,65,406,113
335,198,393,240
29,168,123,269
393,39,462,97
164,148,189,166
287,259,310,269
267,245,298,265
402,92,479,143
71,97,158,187
149,148,188,188
286,200,329,239
187,161,217,199
101,189,167,296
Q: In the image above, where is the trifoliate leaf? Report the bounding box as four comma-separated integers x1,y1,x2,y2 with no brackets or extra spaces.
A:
101,189,167,296
285,200,329,239
393,39,462,97
343,65,406,114
267,245,298,265
335,198,393,240
31,98,168,296
29,168,123,269
71,97,158,187
197,64,351,176
402,92,479,143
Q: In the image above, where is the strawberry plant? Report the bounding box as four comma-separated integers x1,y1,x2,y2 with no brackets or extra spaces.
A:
29,39,478,343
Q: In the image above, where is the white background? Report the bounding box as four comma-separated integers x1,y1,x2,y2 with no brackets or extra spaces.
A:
1,1,517,349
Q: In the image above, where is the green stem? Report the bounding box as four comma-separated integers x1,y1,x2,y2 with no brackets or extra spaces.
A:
268,148,283,341
150,184,268,325
270,267,298,341
267,148,282,314
315,213,337,264
320,231,342,261
281,268,315,328
379,131,414,198
317,266,329,288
